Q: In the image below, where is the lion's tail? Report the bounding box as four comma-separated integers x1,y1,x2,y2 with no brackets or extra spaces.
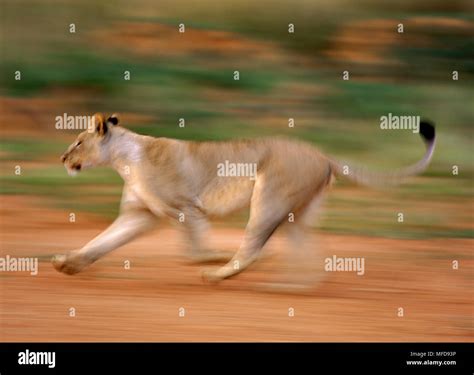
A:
327,120,436,187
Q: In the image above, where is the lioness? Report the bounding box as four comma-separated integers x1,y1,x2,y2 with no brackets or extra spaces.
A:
52,113,436,283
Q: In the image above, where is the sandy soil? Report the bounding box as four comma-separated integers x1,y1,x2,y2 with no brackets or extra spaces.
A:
0,196,472,342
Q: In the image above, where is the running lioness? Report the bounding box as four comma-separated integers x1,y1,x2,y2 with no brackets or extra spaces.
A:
52,113,436,283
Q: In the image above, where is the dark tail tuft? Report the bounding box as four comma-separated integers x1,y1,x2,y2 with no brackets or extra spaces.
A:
419,120,436,143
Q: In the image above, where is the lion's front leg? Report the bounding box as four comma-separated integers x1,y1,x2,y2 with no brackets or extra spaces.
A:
182,207,234,264
52,208,157,275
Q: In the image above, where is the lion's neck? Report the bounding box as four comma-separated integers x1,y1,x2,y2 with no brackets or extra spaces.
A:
106,128,144,181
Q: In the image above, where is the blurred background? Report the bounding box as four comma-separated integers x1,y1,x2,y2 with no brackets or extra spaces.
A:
0,0,472,342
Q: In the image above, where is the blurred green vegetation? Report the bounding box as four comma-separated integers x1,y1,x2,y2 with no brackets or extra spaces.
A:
0,0,472,238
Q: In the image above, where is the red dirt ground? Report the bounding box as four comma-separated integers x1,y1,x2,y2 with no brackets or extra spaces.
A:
0,196,472,342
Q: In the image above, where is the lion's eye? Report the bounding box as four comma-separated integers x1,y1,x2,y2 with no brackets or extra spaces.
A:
76,141,82,148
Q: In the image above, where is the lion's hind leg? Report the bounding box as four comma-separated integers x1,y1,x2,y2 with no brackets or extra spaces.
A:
255,193,328,294
201,177,291,283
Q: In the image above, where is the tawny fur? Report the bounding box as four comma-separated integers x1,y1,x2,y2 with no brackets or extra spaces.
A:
53,113,435,283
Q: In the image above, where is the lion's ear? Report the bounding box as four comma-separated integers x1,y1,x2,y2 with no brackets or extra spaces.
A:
107,114,119,126
94,113,108,136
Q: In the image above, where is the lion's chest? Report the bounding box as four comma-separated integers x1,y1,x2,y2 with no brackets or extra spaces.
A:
129,175,185,218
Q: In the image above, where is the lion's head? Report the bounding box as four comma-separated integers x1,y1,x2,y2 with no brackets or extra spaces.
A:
60,113,119,176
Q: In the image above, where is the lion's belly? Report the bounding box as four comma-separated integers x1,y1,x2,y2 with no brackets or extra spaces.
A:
199,177,254,217
129,173,255,218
